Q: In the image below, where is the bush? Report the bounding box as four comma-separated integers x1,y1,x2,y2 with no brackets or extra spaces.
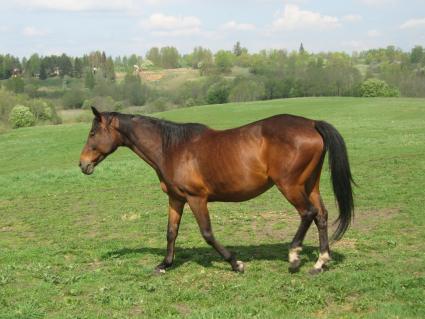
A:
122,73,148,106
62,88,86,109
93,96,115,112
5,76,25,94
360,79,400,97
229,77,266,102
206,80,230,104
9,105,35,128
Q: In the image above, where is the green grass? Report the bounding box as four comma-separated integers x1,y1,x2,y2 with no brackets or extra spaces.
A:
1,97,424,318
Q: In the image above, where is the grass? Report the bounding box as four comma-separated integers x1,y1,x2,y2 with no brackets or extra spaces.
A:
0,97,424,318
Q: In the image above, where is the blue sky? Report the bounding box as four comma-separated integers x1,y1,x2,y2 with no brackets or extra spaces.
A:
1,0,424,57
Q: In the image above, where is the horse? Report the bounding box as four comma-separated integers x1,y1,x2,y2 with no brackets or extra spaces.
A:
79,107,354,274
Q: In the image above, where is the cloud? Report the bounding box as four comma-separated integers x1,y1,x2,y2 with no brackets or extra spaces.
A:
22,26,48,37
400,18,425,29
272,4,340,31
17,0,135,12
221,21,256,31
342,14,363,23
358,0,397,6
367,29,381,37
141,13,203,36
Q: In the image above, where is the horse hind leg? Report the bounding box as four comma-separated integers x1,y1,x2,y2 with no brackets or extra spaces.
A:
309,190,331,275
276,184,318,272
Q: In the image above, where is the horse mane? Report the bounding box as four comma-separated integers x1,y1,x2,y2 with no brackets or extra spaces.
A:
110,112,209,152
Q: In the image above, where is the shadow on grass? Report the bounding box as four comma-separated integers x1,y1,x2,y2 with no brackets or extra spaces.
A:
102,243,345,270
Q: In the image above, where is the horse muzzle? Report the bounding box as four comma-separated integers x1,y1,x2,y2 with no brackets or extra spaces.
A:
79,161,95,175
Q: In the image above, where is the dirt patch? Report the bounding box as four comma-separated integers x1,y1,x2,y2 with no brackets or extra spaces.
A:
173,303,192,316
121,212,141,221
0,226,14,232
244,208,399,244
139,71,164,81
350,208,400,232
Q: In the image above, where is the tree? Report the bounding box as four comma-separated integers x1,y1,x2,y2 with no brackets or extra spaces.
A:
214,50,234,74
5,76,25,93
58,54,73,77
85,71,95,89
229,77,265,102
122,73,147,105
146,47,161,66
189,47,213,70
73,57,84,78
160,46,180,68
233,41,242,56
410,45,424,64
104,57,116,80
25,54,41,77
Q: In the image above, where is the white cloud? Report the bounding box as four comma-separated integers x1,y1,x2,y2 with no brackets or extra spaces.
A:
272,5,340,31
17,0,135,11
342,14,363,23
22,26,48,37
400,18,425,29
221,21,256,31
367,29,381,37
358,0,397,6
141,13,203,36
0,26,9,32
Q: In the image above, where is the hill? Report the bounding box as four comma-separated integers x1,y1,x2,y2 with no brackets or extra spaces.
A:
0,97,424,318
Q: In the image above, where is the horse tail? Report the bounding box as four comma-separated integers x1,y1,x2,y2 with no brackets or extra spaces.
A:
314,121,355,241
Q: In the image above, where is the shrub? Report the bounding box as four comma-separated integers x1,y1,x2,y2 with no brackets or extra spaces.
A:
206,80,230,104
360,79,400,97
122,73,148,106
9,105,35,128
229,77,266,102
5,76,25,94
62,88,86,109
89,96,116,112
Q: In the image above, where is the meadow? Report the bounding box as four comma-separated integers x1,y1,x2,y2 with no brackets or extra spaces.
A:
0,97,424,318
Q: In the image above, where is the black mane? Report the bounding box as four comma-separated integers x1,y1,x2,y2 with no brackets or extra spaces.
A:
110,112,208,152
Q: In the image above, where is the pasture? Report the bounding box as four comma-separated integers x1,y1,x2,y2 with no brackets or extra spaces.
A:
0,97,424,318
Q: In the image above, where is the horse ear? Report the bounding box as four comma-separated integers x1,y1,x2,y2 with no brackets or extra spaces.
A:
91,107,101,119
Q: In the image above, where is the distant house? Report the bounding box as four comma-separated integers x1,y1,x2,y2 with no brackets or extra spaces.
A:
12,68,21,77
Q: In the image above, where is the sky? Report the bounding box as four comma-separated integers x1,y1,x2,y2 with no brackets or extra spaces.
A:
0,0,424,57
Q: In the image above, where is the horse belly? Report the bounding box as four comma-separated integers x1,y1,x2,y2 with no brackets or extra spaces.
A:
207,167,273,202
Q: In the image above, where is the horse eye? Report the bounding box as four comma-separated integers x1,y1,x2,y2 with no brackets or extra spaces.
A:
89,131,95,136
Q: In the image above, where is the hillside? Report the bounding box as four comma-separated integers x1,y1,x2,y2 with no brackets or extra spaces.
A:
1,97,424,318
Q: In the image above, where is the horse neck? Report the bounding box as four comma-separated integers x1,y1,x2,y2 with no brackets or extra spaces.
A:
113,115,165,172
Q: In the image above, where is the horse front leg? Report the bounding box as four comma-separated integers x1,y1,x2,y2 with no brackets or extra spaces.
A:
155,197,185,274
187,196,244,273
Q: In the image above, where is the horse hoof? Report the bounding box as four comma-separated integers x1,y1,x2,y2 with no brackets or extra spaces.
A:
154,265,167,275
154,267,166,275
234,260,245,273
309,267,323,276
288,260,301,273
288,265,300,273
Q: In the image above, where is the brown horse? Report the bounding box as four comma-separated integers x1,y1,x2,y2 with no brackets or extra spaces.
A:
79,107,354,274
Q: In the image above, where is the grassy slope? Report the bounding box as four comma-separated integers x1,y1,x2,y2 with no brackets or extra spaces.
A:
0,97,424,318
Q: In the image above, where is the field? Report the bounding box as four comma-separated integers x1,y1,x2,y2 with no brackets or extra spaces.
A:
1,97,424,318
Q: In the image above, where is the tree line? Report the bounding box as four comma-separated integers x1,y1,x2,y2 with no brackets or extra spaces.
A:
1,43,425,129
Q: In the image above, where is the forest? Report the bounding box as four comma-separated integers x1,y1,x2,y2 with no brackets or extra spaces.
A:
1,43,425,129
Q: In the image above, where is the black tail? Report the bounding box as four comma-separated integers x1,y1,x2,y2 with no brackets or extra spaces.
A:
315,121,355,241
